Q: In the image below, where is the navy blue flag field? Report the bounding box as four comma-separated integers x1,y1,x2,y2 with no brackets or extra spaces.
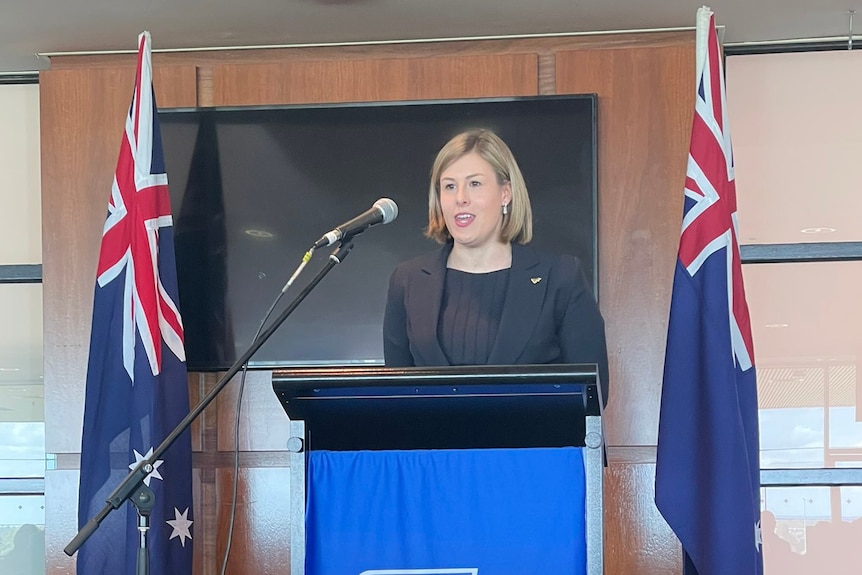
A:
76,31,194,575
654,7,763,575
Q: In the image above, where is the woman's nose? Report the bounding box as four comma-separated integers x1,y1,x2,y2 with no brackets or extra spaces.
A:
455,185,468,204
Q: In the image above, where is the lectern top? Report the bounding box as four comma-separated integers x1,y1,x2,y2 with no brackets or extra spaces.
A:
271,364,601,450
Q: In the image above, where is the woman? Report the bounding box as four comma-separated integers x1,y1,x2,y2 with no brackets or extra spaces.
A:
383,129,609,404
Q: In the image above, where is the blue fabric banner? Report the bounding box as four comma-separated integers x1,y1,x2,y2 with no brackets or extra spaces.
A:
306,447,586,575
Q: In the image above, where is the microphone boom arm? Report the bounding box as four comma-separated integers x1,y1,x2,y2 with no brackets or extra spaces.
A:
65,240,356,557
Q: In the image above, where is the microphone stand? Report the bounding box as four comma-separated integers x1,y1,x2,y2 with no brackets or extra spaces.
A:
65,240,356,570
134,483,155,575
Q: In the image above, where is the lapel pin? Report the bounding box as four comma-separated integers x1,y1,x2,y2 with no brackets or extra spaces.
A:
531,277,542,284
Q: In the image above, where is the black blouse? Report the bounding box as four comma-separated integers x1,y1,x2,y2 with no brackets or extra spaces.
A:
437,268,510,365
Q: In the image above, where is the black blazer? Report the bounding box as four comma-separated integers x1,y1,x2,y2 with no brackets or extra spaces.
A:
383,242,609,404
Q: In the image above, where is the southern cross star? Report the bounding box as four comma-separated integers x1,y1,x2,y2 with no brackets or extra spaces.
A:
755,519,762,551
129,447,164,487
167,507,193,547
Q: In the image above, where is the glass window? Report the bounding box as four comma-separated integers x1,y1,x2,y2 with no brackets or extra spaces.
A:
728,51,862,245
0,83,41,263
745,262,861,468
730,48,862,574
0,511,45,575
0,423,44,478
762,486,861,575
0,284,45,481
744,262,862,364
0,283,43,428
0,83,44,575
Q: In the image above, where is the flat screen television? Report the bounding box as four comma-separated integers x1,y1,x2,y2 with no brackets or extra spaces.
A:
158,95,597,371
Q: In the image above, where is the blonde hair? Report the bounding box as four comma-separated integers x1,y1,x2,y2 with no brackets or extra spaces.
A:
425,129,533,244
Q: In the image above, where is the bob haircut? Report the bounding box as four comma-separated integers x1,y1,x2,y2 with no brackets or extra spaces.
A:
425,129,533,244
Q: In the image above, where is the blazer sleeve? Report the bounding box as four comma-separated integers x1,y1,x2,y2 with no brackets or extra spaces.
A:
558,256,610,406
382,264,415,367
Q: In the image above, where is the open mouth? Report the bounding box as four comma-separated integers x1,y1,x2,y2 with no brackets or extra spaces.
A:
454,213,475,226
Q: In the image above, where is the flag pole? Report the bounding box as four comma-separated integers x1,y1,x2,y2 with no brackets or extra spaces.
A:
65,240,357,557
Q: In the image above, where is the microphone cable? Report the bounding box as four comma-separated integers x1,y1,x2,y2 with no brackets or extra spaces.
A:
219,246,315,575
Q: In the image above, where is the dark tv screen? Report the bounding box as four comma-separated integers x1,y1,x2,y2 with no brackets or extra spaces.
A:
158,95,597,371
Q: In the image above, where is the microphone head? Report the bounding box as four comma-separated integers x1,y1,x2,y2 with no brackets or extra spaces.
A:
373,198,399,224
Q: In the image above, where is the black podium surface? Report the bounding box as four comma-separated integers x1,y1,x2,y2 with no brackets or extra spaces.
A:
271,364,601,451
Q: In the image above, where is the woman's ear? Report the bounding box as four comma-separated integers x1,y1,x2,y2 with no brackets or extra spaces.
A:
502,182,513,205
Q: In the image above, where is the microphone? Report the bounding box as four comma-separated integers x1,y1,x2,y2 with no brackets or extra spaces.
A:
313,198,398,248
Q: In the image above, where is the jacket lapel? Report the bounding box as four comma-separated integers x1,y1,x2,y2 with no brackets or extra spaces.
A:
410,244,450,365
488,244,548,365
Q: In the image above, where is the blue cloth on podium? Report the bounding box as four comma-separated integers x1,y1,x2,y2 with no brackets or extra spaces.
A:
306,447,586,575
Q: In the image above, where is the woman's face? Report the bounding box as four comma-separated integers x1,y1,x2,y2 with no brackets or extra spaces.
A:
438,151,512,250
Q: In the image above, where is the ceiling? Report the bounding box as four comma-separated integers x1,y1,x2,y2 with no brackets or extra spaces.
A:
2,0,862,73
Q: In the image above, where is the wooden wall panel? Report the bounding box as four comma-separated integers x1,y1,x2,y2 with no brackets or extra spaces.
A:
212,54,538,106
213,58,410,106
215,370,292,452
41,34,695,575
556,44,695,448
604,461,680,574
214,467,292,574
405,54,538,99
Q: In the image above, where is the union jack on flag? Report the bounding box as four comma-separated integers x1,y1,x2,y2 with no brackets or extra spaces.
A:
655,7,762,575
76,31,194,575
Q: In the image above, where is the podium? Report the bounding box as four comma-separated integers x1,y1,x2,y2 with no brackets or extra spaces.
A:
272,364,605,575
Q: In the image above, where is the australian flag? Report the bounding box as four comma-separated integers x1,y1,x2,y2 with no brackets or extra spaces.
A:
76,31,194,575
654,8,763,575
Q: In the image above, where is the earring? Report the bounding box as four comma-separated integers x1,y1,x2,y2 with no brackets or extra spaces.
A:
502,203,509,215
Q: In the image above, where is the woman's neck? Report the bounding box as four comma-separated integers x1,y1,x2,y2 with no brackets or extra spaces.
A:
447,241,512,273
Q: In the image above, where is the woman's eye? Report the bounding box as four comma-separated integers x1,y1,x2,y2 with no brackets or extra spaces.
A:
469,180,481,187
